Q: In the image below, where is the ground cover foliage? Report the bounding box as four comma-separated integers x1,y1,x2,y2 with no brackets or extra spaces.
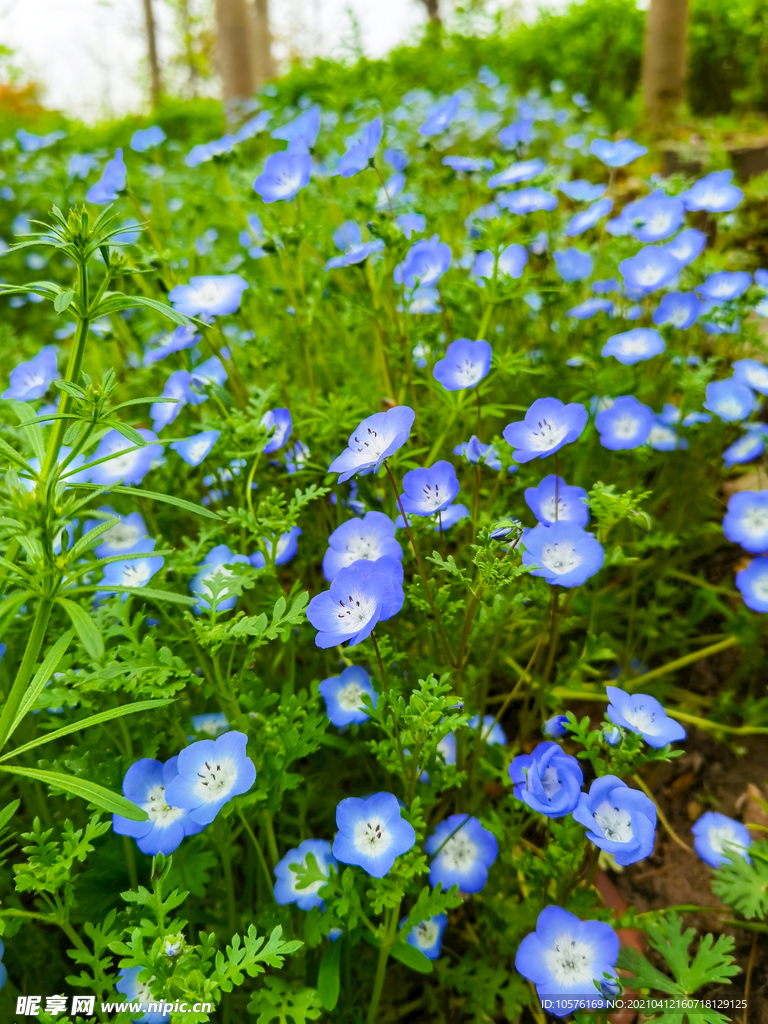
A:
1,46,768,1024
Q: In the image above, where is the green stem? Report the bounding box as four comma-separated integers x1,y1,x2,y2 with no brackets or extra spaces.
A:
0,597,54,750
262,809,279,867
239,809,276,899
123,836,139,891
217,820,238,933
366,899,401,1024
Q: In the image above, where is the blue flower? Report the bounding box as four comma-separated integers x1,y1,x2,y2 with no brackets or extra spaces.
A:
606,686,686,747
472,244,528,281
190,356,228,391
498,117,533,148
503,397,588,462
553,248,593,282
151,369,200,432
270,106,320,150
652,292,702,329
191,712,229,737
732,359,768,395
487,158,545,187
307,561,399,648
682,171,743,213
260,407,292,454
602,328,665,365
515,906,619,1017
338,117,382,177
385,148,409,171
115,967,170,1023
130,126,166,152
724,432,764,468
68,153,98,178
418,94,461,137
692,812,752,867
433,339,491,391
86,149,127,203
558,180,606,201
523,521,604,587
703,379,755,422
319,665,377,727
573,776,656,866
85,508,149,558
186,137,235,167
164,731,255,826
442,155,492,173
648,418,687,451
190,544,250,614
397,213,425,239
400,461,460,516
112,757,206,855
144,325,200,366
736,556,768,612
509,741,583,816
565,198,612,236
543,715,569,738
664,228,706,266
326,223,384,271
97,547,164,598
630,190,684,242
593,278,619,294
425,814,498,893
4,346,57,400
254,151,312,203
682,410,712,426
234,110,272,142
376,172,406,209
408,287,441,314
620,245,680,294
332,792,416,877
322,511,402,581
595,396,654,450
427,504,469,531
404,914,447,960
394,236,451,288
467,714,507,745
696,271,751,304
723,491,768,553
171,430,220,467
328,406,415,483
90,428,161,486
525,475,589,527
274,839,337,910
498,188,557,216
590,138,647,167
168,274,248,317
17,128,66,152
567,298,613,320
453,436,502,470
249,527,302,567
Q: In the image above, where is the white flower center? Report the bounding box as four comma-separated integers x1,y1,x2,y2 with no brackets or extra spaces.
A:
540,765,562,799
351,426,390,460
20,368,46,388
543,934,596,988
453,358,483,386
194,282,225,306
101,521,142,550
194,755,238,801
108,448,139,476
143,783,185,827
540,539,582,575
337,682,365,711
636,263,665,287
751,573,768,600
353,816,393,858
342,534,382,565
440,831,478,871
648,425,676,446
708,824,748,858
122,562,152,588
187,439,210,462
644,210,673,234
716,398,745,419
743,508,768,537
541,495,569,521
275,169,300,193
744,367,768,389
621,338,651,355
420,481,445,510
623,702,657,734
613,414,640,439
527,417,568,451
593,801,634,843
335,588,378,630
415,921,439,949
669,306,690,327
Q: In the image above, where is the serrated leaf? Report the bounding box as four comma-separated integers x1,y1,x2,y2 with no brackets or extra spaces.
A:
712,840,768,919
0,765,147,820
54,288,75,313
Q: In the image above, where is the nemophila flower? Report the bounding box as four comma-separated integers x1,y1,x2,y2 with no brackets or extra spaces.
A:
253,150,312,203
168,274,248,317
606,686,686,747
595,398,655,448
400,461,460,516
573,776,656,866
408,286,440,314
116,967,169,1023
443,155,492,173
602,328,665,366
433,339,492,391
664,227,706,266
69,152,97,178
165,731,256,826
319,665,377,727
97,547,164,598
112,757,205,856
553,248,593,282
682,170,743,213
130,125,166,152
487,158,545,187
86,148,126,203
86,509,149,558
498,115,533,147
234,109,272,143
648,418,687,451
254,408,292,457
185,135,235,167
558,179,606,202
4,346,57,400
619,246,680,294
190,356,227,392
384,148,408,171
454,436,502,470
565,198,612,237
171,430,220,467
190,544,250,614
692,812,752,867
404,914,447,960
703,379,755,422
467,714,507,745
523,522,605,587
515,905,619,1016
593,278,619,295
325,222,384,270
322,511,402,581
274,839,337,910
332,792,415,877
425,814,498,893
590,138,647,166
419,93,461,136
724,432,764,468
338,116,382,177
271,105,320,149
630,190,684,242
503,397,588,463
90,428,161,487
397,212,425,239
144,324,200,366
249,526,302,568
567,298,613,320
307,561,397,648
723,491,768,553
151,369,200,432
472,244,528,281
701,317,740,336
328,405,415,483
394,236,452,288
696,271,751,305
509,741,583,816
682,409,711,426
652,291,702,330
17,127,66,151
376,172,405,209
733,359,768,395
525,475,589,528
544,715,569,738
429,503,469,530
736,556,768,612
498,187,557,215
191,712,229,737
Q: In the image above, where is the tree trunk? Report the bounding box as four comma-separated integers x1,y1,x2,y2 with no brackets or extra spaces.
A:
249,0,276,84
420,0,441,23
215,0,255,107
142,0,163,105
641,0,689,125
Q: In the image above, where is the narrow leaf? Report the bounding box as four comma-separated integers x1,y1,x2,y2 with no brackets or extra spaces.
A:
317,940,342,1010
54,289,75,313
58,598,105,659
0,799,20,830
390,941,433,974
8,629,75,742
0,765,147,820
71,482,221,520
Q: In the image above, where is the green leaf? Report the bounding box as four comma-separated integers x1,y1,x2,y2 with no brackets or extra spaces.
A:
317,940,341,1010
92,292,190,326
8,628,75,741
0,799,20,831
70,482,221,520
54,289,75,313
390,940,433,974
0,765,147,820
58,597,105,659
711,839,768,919
0,435,31,473
103,419,147,447
14,402,45,462
80,585,197,606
